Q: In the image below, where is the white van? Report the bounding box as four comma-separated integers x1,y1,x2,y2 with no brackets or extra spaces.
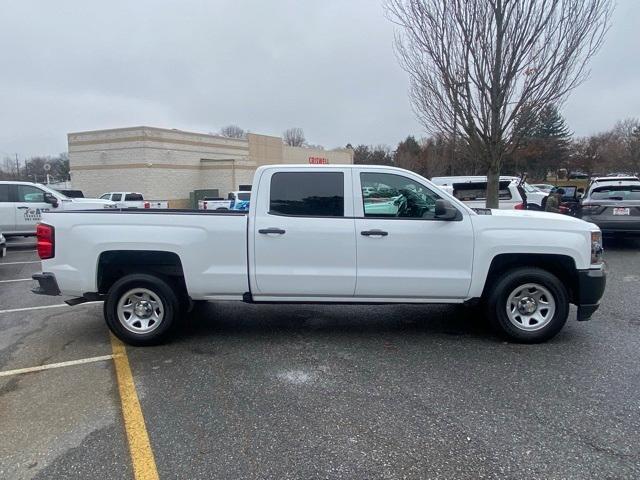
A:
431,176,548,210
0,181,116,236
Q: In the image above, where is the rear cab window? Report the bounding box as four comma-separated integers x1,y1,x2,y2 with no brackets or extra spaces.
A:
269,172,344,217
124,193,143,201
590,185,640,201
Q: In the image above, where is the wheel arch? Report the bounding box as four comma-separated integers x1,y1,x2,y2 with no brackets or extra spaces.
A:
481,253,579,304
96,250,187,300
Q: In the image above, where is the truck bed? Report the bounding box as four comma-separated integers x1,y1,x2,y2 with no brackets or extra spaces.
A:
40,209,250,299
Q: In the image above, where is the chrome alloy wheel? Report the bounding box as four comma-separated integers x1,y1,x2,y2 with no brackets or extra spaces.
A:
505,283,556,331
117,288,164,334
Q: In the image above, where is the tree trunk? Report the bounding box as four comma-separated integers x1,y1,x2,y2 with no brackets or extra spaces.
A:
486,165,500,209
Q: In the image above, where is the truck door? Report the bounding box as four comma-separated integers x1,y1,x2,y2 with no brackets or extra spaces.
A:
354,169,474,299
251,169,357,298
0,184,16,234
14,185,51,234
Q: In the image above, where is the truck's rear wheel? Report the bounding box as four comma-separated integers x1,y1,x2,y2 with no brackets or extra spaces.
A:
486,267,569,343
105,273,179,346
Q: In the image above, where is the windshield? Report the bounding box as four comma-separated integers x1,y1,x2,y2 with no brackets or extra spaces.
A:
591,185,640,201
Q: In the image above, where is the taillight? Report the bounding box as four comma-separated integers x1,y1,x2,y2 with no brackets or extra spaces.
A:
36,223,55,260
514,203,525,210
144,202,150,208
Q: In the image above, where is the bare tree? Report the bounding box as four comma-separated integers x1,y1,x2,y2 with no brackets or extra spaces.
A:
219,125,246,139
283,128,306,147
386,0,612,207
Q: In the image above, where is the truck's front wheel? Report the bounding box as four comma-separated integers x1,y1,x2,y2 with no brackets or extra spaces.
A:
486,267,569,343
105,274,179,346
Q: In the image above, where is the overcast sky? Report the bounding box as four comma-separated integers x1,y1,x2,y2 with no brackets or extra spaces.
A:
1,0,639,158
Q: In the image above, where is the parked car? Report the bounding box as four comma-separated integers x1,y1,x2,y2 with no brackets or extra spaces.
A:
227,191,251,211
579,180,640,236
531,184,555,194
99,192,153,209
198,197,232,210
0,181,116,236
0,232,6,258
33,165,605,346
430,176,548,210
569,171,589,180
55,189,84,198
199,191,251,211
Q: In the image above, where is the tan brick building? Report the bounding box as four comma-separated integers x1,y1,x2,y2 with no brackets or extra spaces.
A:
68,126,353,207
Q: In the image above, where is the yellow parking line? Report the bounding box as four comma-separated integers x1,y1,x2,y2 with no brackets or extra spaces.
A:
110,333,160,480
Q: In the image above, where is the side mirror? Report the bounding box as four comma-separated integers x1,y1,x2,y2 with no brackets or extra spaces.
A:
435,199,460,221
44,193,59,208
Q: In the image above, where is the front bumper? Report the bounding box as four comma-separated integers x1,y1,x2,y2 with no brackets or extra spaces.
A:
32,272,61,296
576,267,606,321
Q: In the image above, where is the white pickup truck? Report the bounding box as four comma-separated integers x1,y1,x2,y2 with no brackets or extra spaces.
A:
99,192,169,209
32,165,606,346
0,181,116,236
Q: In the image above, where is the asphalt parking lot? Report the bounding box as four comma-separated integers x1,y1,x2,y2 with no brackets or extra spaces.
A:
1,236,640,479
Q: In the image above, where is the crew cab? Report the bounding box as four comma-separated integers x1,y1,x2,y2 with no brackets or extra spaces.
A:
0,181,116,236
32,165,606,346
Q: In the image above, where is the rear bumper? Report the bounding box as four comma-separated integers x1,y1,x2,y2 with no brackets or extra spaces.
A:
32,272,61,296
576,268,606,321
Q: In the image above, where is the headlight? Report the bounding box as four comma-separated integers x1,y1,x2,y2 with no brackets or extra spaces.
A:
591,231,603,265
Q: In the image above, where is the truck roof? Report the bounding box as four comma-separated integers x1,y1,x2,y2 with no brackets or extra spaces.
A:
430,175,519,185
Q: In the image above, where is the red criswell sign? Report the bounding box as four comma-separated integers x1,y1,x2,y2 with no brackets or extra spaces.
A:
308,157,328,164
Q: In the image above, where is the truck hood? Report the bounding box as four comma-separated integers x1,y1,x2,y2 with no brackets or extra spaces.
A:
486,208,596,229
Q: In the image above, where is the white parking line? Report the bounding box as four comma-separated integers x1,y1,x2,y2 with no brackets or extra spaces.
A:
0,261,41,266
0,354,115,377
0,278,32,284
0,301,102,315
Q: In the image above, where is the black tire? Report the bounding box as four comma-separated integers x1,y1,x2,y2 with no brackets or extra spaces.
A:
104,273,179,346
486,267,569,343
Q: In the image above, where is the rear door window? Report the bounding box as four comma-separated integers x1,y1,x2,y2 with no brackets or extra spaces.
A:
124,193,143,201
269,172,344,217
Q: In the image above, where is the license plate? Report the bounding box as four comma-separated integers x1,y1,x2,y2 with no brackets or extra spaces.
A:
613,208,630,215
